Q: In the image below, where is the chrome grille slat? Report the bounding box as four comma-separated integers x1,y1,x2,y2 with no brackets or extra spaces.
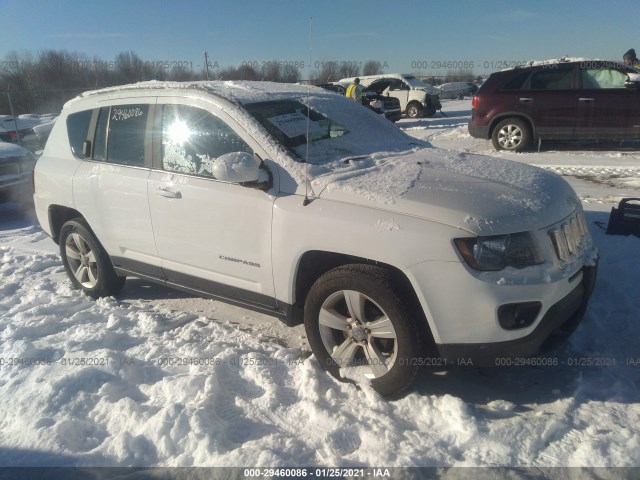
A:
549,209,589,266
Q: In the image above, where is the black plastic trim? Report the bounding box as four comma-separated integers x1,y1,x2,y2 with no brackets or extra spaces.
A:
111,257,294,325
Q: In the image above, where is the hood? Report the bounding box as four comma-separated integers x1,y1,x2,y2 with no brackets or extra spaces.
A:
0,142,35,162
415,85,441,95
313,149,578,236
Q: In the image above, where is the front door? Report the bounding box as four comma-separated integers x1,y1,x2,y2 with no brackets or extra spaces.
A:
575,66,640,139
147,99,277,306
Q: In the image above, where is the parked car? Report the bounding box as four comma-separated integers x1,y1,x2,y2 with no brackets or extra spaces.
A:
340,74,442,118
0,116,41,150
34,81,597,396
315,83,346,95
318,81,402,122
469,58,640,152
438,82,476,99
0,141,36,204
32,119,57,149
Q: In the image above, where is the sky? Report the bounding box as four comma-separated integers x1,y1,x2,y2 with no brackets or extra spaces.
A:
1,0,637,76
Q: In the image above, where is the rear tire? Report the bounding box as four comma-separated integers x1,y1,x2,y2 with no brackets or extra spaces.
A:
59,219,126,298
491,118,532,152
304,264,421,397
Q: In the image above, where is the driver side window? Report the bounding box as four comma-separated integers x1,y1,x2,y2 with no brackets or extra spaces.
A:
581,69,628,89
161,105,252,178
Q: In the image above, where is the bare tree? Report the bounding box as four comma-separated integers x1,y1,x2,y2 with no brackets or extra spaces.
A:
280,64,302,83
114,51,156,83
260,60,281,82
362,60,384,76
444,69,474,83
313,61,341,83
338,63,359,79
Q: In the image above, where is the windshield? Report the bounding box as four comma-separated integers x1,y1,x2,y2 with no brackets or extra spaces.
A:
243,100,349,149
403,75,426,89
244,96,422,165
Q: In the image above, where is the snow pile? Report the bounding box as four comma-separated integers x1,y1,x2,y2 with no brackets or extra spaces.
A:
1,200,640,468
1,98,640,468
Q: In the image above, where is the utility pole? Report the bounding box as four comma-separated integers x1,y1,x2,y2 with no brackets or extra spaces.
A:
204,52,210,80
6,91,22,146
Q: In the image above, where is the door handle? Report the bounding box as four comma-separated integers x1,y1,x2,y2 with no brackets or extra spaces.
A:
155,186,182,199
519,97,534,102
579,97,595,102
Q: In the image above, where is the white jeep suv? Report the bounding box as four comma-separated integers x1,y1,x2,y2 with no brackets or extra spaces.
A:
34,81,598,396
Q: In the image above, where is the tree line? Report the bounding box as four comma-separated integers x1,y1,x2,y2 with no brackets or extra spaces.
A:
0,50,391,114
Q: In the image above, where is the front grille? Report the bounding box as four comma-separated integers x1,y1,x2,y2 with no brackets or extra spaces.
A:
548,209,590,266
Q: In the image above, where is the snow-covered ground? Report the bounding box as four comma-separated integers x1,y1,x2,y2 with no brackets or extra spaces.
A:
1,100,639,468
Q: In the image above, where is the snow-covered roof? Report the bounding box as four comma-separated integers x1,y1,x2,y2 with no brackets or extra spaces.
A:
503,57,630,71
69,80,332,108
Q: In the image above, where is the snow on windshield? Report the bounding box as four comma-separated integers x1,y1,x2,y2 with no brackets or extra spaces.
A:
244,95,420,165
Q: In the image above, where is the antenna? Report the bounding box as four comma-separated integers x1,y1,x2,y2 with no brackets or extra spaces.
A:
303,17,312,206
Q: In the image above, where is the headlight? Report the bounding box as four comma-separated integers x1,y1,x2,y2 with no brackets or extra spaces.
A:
454,232,544,271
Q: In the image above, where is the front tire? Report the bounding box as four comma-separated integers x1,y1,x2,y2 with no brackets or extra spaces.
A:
405,102,422,118
59,219,126,298
304,264,421,397
491,118,532,152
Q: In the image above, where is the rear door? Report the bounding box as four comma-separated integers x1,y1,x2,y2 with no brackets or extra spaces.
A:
72,98,162,278
516,65,578,138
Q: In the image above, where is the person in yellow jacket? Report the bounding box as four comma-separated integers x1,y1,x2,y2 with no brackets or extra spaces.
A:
346,77,364,104
623,49,640,68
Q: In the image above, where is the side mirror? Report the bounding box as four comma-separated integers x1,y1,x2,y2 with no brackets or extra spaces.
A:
625,73,640,89
212,152,259,183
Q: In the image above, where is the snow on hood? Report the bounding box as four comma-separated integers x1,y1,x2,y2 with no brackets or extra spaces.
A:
312,148,578,235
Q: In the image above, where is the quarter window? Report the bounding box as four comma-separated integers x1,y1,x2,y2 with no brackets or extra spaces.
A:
581,69,628,89
66,109,92,159
161,105,252,178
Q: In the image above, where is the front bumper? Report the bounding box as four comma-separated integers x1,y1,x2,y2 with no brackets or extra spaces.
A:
385,111,402,122
0,172,32,196
437,263,598,367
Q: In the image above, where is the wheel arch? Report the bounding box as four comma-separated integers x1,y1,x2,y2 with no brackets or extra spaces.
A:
488,112,536,141
48,205,85,245
290,250,436,351
405,100,423,115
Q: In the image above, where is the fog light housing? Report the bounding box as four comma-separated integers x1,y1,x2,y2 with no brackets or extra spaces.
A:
498,301,542,330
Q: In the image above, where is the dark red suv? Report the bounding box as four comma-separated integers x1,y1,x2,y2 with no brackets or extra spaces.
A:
469,59,640,151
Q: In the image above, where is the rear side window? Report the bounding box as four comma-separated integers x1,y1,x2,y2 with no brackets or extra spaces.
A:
66,109,92,159
107,105,149,166
501,71,530,90
529,68,574,90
